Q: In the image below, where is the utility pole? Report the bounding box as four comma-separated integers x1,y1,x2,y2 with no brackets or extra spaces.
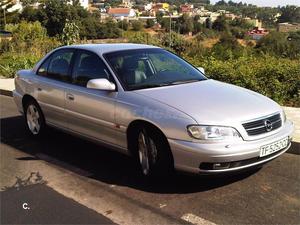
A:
120,16,124,39
3,7,6,28
169,13,171,48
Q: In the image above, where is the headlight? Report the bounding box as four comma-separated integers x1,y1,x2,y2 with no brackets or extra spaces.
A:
187,125,241,141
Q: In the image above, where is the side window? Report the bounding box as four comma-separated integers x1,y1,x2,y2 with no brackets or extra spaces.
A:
37,56,51,76
47,50,74,82
72,51,110,87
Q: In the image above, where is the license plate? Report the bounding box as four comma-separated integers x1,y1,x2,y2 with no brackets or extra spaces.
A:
260,137,289,157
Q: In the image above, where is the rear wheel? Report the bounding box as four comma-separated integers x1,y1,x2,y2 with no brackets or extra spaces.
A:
24,100,46,137
135,126,173,178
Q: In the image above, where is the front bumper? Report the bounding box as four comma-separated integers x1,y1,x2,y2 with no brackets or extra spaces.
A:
168,120,294,174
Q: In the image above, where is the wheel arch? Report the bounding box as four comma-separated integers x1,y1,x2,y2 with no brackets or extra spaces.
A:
22,94,38,111
126,120,173,159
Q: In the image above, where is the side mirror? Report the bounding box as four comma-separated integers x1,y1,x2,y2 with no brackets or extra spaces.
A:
87,78,116,91
197,67,205,74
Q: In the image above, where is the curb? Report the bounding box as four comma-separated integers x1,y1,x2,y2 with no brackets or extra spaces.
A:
0,89,13,97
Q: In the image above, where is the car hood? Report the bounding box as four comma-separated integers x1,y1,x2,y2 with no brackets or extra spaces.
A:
134,80,281,125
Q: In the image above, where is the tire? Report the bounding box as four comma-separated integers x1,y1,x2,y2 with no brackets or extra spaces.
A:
134,125,174,178
24,100,46,137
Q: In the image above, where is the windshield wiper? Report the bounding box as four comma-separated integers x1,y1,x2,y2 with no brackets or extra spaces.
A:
129,83,169,90
169,79,201,85
129,79,202,91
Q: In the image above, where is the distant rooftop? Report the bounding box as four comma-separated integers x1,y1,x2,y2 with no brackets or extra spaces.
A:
107,8,131,15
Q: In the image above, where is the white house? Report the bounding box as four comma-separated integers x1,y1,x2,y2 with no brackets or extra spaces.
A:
78,0,89,9
107,8,136,20
6,0,23,12
144,3,153,11
67,0,89,9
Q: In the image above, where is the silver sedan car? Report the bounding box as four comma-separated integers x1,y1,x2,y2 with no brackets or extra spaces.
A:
13,44,294,177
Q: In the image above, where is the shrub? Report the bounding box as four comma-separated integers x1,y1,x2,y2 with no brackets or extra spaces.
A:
131,20,143,31
118,20,129,30
146,19,155,28
178,13,194,34
211,32,244,59
98,19,121,38
256,31,300,59
159,32,189,55
186,55,300,106
61,20,80,45
5,21,47,44
3,21,61,56
0,53,40,78
212,15,229,32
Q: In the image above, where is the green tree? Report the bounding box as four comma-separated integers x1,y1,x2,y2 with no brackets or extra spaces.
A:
256,32,289,57
94,19,120,39
5,20,47,44
3,21,60,55
179,13,194,34
287,31,300,59
61,20,80,45
212,32,243,59
156,11,164,24
103,19,121,38
205,17,212,29
21,0,38,6
230,27,245,39
256,8,278,28
118,20,129,30
193,21,202,34
256,31,300,59
19,6,39,22
215,0,227,6
146,19,155,28
131,20,143,31
105,0,121,7
37,0,89,37
278,6,300,23
37,0,69,36
160,32,188,55
160,17,171,32
229,18,252,29
212,15,228,32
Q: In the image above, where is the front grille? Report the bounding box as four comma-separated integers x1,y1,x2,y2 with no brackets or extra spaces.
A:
242,113,282,136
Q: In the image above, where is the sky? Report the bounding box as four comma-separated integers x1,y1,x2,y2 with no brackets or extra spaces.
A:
210,0,300,7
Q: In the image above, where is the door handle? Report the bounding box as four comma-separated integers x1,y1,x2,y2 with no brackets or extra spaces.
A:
67,93,74,101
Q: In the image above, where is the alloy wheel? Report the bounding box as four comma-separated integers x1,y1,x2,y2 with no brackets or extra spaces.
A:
26,104,41,135
138,130,158,175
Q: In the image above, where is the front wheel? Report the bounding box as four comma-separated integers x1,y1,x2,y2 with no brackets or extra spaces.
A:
136,126,173,178
24,100,46,137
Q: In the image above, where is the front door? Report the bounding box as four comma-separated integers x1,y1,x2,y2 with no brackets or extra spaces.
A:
64,50,119,146
35,49,75,128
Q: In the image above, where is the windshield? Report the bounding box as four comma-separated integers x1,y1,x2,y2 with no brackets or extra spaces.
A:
104,48,207,91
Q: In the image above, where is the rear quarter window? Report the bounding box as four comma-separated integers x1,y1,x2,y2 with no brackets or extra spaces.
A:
37,49,74,82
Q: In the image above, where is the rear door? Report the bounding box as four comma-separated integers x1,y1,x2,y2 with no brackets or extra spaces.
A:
36,49,75,128
64,50,119,146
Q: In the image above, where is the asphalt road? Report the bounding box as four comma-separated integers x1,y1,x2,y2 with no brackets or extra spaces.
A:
1,95,300,224
1,184,115,224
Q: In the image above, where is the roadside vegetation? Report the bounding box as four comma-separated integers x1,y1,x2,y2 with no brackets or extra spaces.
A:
0,0,299,106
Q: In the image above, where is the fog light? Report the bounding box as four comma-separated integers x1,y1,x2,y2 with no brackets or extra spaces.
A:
213,162,230,170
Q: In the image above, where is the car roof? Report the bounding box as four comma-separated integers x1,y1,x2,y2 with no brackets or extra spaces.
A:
61,43,160,55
